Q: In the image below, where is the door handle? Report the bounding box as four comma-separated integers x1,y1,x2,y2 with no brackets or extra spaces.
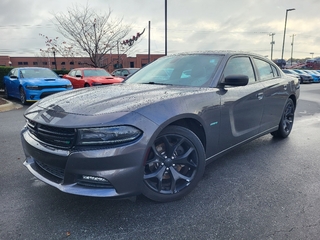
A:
257,92,263,100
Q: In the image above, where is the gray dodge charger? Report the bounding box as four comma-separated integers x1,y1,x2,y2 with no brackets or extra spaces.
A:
21,51,300,202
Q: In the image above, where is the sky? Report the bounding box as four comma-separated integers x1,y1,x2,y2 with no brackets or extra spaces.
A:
0,0,319,60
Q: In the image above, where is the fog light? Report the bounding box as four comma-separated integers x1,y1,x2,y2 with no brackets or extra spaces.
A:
30,95,35,99
82,175,108,182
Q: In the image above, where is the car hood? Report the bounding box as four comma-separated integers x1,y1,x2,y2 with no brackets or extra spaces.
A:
27,83,211,117
23,78,70,85
83,76,123,83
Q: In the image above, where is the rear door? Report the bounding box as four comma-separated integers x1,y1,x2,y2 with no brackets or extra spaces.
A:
218,56,265,151
252,57,290,132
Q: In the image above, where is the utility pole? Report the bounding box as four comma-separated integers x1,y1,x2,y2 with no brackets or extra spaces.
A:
269,33,275,60
148,21,151,63
290,34,296,66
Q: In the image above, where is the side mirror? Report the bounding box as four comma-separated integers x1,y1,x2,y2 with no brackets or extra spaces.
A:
10,75,18,79
222,75,249,86
76,74,82,78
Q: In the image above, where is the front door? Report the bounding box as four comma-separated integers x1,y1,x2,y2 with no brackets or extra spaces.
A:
218,56,264,152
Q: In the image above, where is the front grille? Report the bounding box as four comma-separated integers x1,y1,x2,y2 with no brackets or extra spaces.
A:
35,159,65,179
38,85,69,90
27,120,76,149
40,91,60,98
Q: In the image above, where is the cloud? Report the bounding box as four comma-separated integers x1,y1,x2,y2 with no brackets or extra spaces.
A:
0,0,319,59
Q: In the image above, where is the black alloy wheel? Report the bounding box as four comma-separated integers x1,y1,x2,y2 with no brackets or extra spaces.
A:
271,98,295,138
142,125,205,202
19,87,27,105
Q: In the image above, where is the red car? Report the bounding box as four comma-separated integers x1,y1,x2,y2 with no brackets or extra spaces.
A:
63,68,123,88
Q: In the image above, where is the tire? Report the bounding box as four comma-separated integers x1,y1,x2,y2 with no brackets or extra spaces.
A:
19,87,27,105
271,98,295,138
84,83,90,87
4,85,10,99
142,125,206,202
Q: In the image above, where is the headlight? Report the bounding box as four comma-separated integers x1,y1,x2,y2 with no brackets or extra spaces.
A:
77,126,142,145
26,85,40,90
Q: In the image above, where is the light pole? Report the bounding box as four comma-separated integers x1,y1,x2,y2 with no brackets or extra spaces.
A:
164,0,167,56
281,8,295,68
290,34,296,66
269,33,275,60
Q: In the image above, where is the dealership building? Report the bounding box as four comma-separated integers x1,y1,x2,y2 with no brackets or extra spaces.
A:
0,53,164,72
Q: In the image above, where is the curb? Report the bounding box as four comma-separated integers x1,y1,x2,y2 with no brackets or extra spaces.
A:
0,97,23,112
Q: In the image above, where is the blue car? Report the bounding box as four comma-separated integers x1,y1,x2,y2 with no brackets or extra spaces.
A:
4,67,73,104
302,70,320,83
293,69,320,83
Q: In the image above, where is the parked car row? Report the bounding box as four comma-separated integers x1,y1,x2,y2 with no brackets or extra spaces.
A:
282,69,320,83
3,67,140,105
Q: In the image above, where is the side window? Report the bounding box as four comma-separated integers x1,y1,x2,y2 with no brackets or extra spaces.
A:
224,57,256,83
69,70,76,77
8,69,15,77
114,70,120,75
271,65,279,77
253,58,275,81
76,70,82,77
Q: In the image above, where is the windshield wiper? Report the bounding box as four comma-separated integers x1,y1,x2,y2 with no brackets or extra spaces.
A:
142,82,173,85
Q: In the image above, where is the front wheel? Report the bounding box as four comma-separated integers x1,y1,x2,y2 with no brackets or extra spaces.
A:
142,125,206,202
271,98,295,138
19,87,27,105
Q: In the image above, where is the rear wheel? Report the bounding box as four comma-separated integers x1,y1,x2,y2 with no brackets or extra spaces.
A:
142,125,206,202
19,87,27,105
84,83,90,87
271,98,295,138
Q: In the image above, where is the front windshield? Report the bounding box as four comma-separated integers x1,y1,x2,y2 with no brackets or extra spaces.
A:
20,68,58,79
84,69,111,77
125,54,222,87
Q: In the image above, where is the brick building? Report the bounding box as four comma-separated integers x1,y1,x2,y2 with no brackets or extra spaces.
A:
0,53,164,72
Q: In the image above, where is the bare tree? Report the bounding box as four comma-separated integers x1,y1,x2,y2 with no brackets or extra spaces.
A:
43,4,133,68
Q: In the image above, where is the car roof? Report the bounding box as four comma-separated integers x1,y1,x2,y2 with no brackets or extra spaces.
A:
168,50,267,59
72,68,106,70
15,67,51,70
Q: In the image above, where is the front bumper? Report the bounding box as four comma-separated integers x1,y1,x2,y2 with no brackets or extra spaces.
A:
21,126,146,198
25,88,72,101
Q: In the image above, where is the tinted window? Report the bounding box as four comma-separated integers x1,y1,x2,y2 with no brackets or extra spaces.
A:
224,57,256,83
253,58,275,81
